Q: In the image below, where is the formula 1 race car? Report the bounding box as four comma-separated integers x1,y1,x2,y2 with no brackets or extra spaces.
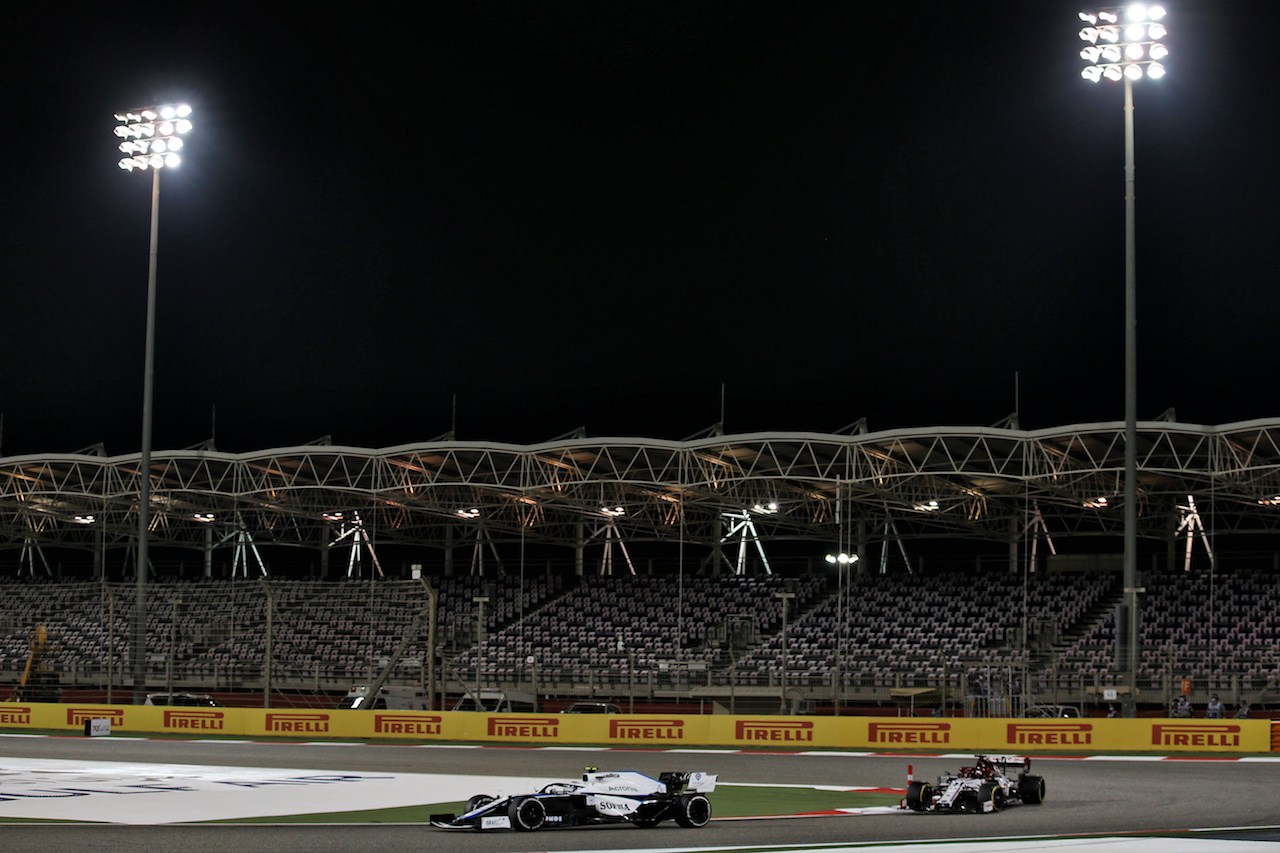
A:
430,768,717,831
903,755,1045,814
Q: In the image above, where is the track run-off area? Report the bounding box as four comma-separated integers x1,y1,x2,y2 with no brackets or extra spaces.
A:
2,735,1279,853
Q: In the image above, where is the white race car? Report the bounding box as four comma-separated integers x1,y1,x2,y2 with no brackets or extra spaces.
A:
903,755,1045,813
430,768,717,831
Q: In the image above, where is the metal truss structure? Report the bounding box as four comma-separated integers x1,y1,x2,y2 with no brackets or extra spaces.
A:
3,418,1280,570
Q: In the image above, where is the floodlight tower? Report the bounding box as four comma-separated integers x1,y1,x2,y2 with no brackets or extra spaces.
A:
114,103,193,703
1076,5,1167,716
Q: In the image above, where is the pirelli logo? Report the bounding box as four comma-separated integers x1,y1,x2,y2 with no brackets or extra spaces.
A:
609,718,684,741
0,705,32,725
1152,723,1241,747
735,719,815,743
265,712,331,733
66,707,126,726
1006,722,1093,746
867,721,951,745
487,716,559,738
163,710,225,731
375,714,442,735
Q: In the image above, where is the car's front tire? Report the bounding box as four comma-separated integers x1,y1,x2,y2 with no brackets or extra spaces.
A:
465,795,495,813
977,782,1005,812
905,781,933,812
509,796,547,831
673,793,712,828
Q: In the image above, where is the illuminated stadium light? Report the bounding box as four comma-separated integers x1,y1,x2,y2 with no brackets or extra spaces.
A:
825,552,858,565
192,513,216,523
913,500,940,512
752,502,779,514
113,99,194,706
323,511,345,522
1077,5,1168,84
456,507,481,519
1083,496,1110,509
601,505,625,517
72,514,96,524
114,103,192,171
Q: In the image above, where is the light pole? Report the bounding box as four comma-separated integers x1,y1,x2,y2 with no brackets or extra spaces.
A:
114,103,193,703
825,552,857,715
774,590,795,714
1076,5,1167,716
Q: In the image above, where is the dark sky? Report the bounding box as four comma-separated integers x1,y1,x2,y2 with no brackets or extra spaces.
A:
2,1,1277,456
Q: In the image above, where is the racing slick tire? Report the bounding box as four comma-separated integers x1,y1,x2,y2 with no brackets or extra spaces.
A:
977,781,1006,812
905,781,933,812
1018,774,1046,805
465,795,495,813
509,796,547,831
673,793,712,828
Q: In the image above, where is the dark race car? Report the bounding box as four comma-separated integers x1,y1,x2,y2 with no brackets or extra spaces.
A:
903,755,1045,814
430,768,716,831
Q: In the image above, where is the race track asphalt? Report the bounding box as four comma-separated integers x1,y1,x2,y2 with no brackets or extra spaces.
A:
2,737,1278,853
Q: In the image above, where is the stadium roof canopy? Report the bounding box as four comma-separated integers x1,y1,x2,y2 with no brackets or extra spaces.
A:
3,419,1280,567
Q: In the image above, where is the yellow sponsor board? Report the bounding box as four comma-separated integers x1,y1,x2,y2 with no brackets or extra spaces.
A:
848,717,1272,753
709,715,844,748
0,704,1271,752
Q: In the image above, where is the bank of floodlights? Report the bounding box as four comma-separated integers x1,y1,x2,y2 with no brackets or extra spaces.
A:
114,103,193,171
1078,5,1167,82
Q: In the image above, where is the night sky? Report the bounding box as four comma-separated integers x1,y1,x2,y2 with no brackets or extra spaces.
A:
3,1,1277,457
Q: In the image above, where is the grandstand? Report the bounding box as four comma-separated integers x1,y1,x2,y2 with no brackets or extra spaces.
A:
2,420,1279,715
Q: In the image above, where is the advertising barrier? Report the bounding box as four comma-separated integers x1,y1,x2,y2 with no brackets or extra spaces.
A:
0,704,1271,752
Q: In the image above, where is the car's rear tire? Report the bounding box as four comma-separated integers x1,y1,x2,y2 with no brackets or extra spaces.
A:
905,781,933,812
465,795,495,813
977,782,1005,812
510,796,547,831
673,793,712,828
1019,775,1046,805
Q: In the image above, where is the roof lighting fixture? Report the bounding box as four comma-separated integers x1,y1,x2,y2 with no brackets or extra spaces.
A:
456,507,481,519
913,500,940,512
601,506,625,517
825,552,859,566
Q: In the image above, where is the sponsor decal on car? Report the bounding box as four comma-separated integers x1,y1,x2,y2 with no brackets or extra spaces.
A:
1006,722,1092,746
163,710,225,731
735,719,815,742
487,716,559,738
609,718,684,740
374,714,442,735
265,712,330,734
1151,723,1241,747
480,815,511,830
868,721,950,745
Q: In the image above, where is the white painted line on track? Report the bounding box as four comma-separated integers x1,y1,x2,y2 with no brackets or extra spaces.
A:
0,757,549,824
548,838,1280,853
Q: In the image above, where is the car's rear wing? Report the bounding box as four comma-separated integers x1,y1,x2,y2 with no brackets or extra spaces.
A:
988,755,1032,771
660,771,718,794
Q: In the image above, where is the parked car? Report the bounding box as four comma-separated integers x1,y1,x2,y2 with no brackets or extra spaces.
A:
563,702,622,714
144,692,223,707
